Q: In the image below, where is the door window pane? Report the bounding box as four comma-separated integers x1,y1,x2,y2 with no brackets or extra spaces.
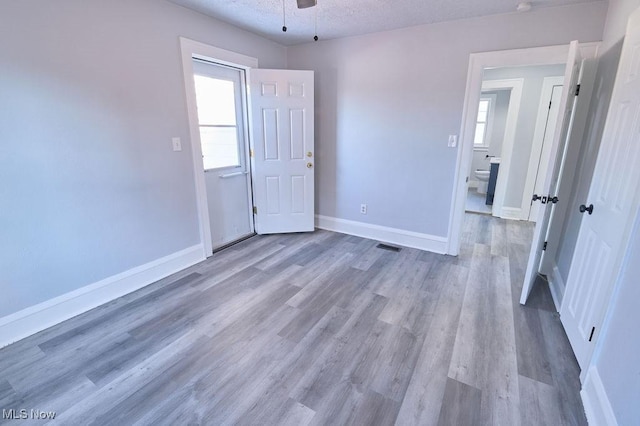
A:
194,75,236,125
199,127,240,170
193,74,241,169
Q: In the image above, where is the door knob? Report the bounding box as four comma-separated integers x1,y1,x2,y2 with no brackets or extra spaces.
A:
579,204,594,215
532,194,542,202
307,152,313,157
548,195,559,204
306,163,313,168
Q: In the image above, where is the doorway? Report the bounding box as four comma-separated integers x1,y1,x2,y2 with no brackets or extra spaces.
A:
180,38,316,258
464,65,567,223
449,42,599,306
192,59,254,251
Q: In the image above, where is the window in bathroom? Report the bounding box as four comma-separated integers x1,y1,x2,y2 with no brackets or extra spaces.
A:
474,97,493,148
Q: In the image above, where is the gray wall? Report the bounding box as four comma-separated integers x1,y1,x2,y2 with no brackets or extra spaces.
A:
582,1,640,423
482,64,566,210
286,2,606,237
0,0,286,318
470,90,510,178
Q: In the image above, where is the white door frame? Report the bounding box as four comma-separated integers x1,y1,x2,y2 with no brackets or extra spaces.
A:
448,43,600,256
522,76,565,221
478,78,523,219
179,37,258,258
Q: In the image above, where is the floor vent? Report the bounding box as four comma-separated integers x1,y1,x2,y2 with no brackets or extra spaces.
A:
376,243,401,252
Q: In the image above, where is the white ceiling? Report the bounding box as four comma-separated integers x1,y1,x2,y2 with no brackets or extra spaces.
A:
168,0,597,46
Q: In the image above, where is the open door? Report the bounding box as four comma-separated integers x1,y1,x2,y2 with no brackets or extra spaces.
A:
561,8,640,370
249,69,315,234
520,41,583,305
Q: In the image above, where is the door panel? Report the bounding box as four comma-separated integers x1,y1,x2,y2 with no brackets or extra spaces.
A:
193,60,254,250
561,12,640,368
520,41,583,304
250,69,315,234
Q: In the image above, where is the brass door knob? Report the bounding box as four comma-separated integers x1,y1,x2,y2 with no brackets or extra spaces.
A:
307,152,313,157
307,163,313,168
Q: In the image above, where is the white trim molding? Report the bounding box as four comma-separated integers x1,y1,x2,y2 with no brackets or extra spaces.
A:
0,244,204,349
548,262,565,312
582,366,618,426
316,215,448,254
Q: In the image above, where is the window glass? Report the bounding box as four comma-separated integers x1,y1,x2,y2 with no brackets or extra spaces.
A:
194,75,236,126
474,98,492,146
199,127,240,170
193,74,241,169
474,123,486,145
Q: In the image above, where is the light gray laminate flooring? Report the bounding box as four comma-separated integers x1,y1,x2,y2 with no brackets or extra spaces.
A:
465,188,492,215
0,213,586,425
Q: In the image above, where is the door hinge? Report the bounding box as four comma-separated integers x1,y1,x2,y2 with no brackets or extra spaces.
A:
575,84,581,96
250,149,254,158
589,326,596,342
252,206,257,214
543,241,548,251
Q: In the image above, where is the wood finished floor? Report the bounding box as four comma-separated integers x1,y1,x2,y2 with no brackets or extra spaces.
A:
0,213,586,425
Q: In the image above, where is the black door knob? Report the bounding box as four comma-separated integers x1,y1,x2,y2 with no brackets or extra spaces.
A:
548,196,559,204
532,194,542,202
579,204,594,215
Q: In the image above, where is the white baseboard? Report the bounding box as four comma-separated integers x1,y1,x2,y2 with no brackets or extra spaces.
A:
582,366,618,426
315,215,448,254
499,207,523,220
0,244,205,348
548,263,565,312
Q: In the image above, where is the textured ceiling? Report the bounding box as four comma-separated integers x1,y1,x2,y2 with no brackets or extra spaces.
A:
168,0,597,46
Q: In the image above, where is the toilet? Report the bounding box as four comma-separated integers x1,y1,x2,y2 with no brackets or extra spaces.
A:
475,169,490,194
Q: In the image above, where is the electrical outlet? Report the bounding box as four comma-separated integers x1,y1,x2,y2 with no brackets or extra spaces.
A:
360,204,367,214
172,137,182,152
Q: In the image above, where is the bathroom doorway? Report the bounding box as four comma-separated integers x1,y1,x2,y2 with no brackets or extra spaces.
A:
464,64,567,222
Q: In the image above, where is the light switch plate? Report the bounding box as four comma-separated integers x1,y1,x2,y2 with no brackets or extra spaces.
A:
172,137,182,152
448,135,457,148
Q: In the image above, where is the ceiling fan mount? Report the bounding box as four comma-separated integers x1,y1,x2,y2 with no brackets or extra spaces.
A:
296,0,317,9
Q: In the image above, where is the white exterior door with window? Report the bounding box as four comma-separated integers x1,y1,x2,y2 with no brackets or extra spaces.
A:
193,60,253,250
249,69,315,234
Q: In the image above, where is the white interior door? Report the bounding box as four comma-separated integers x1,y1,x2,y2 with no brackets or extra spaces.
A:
520,41,583,304
193,60,254,250
561,9,640,370
527,83,564,221
249,69,315,234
